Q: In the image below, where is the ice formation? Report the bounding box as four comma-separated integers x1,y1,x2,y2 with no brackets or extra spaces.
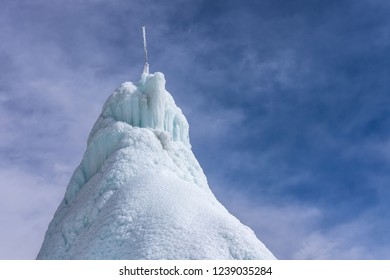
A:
37,71,275,260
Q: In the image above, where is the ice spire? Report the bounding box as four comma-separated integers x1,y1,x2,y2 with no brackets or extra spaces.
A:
142,25,149,74
35,25,276,260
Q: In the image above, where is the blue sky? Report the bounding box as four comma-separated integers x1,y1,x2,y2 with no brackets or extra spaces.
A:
1,0,390,259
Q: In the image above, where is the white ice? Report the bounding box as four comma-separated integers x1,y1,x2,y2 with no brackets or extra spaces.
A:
37,71,275,260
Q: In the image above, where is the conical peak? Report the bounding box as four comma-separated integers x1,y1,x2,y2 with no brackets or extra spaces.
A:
36,27,276,260
37,67,276,261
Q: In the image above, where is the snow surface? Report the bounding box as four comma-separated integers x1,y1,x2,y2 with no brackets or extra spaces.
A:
37,71,275,260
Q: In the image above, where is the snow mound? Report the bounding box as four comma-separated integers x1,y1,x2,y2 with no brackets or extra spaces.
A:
37,72,275,260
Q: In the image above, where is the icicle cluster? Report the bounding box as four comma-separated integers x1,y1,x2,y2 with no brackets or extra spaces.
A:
89,72,190,147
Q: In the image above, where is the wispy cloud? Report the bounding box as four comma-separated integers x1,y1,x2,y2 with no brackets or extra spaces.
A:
0,167,64,259
1,0,390,259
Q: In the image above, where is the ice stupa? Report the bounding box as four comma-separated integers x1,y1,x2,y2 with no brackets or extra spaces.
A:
37,29,275,259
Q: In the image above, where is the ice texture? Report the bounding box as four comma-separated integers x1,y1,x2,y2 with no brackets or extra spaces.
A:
37,72,275,260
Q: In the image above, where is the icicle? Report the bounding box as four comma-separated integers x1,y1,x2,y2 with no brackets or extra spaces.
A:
142,25,149,74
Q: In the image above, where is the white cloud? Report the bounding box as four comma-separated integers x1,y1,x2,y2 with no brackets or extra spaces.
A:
211,184,322,259
293,219,379,260
212,183,390,259
0,167,64,259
